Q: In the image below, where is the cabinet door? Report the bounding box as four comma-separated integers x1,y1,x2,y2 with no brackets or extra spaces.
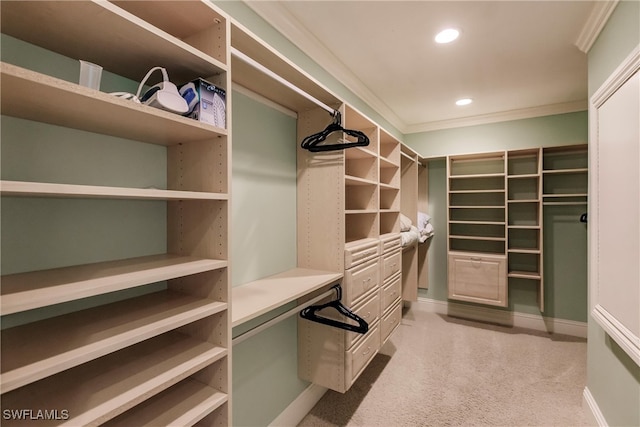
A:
448,253,507,307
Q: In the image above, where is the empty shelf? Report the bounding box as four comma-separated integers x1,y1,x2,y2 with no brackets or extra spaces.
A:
232,268,342,327
1,254,228,315
0,180,228,201
1,290,227,392
103,377,227,427
1,332,227,426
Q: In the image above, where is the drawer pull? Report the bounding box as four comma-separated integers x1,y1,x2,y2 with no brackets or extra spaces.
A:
362,346,372,356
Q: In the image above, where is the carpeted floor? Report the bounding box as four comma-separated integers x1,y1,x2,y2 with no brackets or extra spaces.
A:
298,303,589,427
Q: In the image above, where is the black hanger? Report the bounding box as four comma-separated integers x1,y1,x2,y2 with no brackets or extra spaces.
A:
299,285,369,334
301,110,370,152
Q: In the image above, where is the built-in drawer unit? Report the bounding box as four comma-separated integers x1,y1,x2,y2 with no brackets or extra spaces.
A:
344,257,380,306
347,325,380,386
448,252,507,307
345,238,379,269
381,272,401,312
380,233,401,254
381,301,402,344
345,289,380,348
382,249,401,281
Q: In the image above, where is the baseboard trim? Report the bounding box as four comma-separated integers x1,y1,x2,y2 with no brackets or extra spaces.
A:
269,383,328,427
583,386,607,426
417,297,587,338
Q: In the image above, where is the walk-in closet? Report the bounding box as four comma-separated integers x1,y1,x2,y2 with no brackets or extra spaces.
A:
1,1,638,426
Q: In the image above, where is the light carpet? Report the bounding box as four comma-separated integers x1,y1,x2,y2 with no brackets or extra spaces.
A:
298,303,588,427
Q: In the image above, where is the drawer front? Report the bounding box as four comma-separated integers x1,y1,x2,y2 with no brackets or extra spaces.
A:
348,325,380,384
381,301,402,344
345,240,379,269
381,273,401,312
380,234,401,254
345,258,379,306
382,250,401,281
346,290,380,348
448,252,507,307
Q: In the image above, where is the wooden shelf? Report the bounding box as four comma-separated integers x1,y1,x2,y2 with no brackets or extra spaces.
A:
231,22,341,113
508,271,541,280
345,175,378,186
0,180,229,201
508,173,540,179
1,332,227,427
346,209,378,215
450,189,505,194
379,183,400,191
401,150,417,162
450,173,505,179
450,220,506,225
543,193,588,198
1,290,227,392
232,268,342,327
450,235,506,242
345,147,377,160
1,254,228,315
0,63,226,146
450,205,505,209
0,1,226,84
379,156,399,168
103,377,227,427
542,168,588,174
508,248,541,254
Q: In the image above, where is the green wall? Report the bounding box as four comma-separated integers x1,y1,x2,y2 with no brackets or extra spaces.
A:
406,112,589,321
230,90,308,426
586,1,640,426
406,112,588,158
231,91,297,287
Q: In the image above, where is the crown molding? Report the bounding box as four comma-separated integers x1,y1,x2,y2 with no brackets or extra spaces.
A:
244,1,407,132
575,0,619,53
405,100,588,133
243,1,591,135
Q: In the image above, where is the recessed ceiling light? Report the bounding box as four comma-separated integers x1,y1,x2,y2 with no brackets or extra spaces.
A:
456,98,473,106
435,28,460,44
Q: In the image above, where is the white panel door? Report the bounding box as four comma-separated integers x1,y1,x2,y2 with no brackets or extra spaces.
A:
590,46,640,366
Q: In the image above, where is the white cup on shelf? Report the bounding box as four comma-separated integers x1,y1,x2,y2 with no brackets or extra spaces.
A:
78,60,103,90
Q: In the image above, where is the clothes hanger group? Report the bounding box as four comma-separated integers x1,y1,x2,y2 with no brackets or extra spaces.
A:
300,110,370,153
299,284,369,334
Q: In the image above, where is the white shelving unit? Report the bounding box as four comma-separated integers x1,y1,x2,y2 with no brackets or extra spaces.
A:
507,148,543,310
542,145,589,206
296,103,407,393
447,151,508,307
446,145,588,311
1,1,231,425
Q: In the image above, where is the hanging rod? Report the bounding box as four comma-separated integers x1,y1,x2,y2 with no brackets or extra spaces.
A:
232,286,338,346
231,46,335,115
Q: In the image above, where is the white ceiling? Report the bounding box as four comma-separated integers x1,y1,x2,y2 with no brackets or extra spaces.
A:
245,1,612,133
